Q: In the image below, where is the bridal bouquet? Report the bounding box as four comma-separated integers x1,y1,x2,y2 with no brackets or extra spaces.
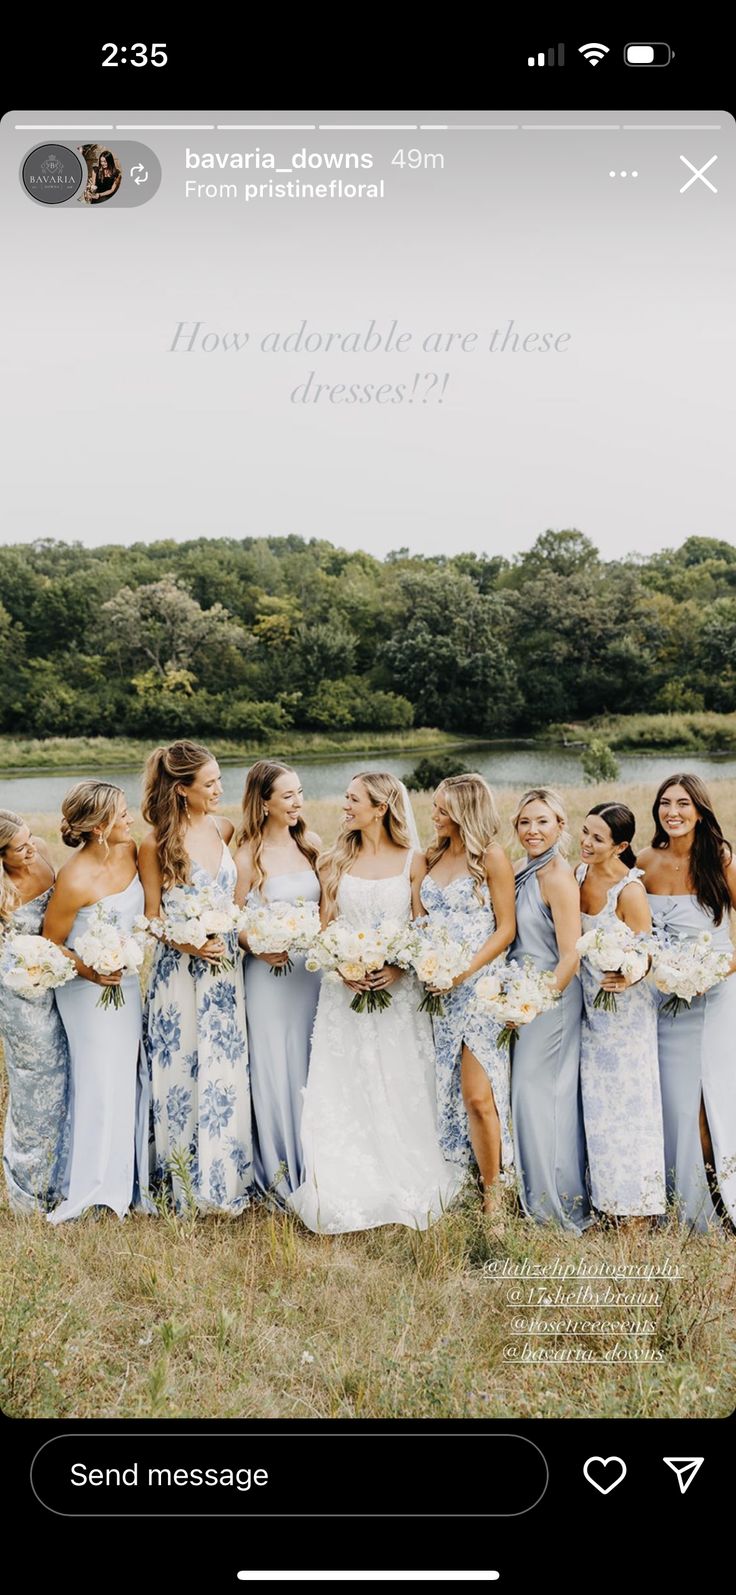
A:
651,930,732,1017
74,906,148,1009
241,896,321,976
306,916,419,1013
475,957,559,1050
576,922,651,1012
409,919,471,1017
0,933,77,1001
149,883,244,975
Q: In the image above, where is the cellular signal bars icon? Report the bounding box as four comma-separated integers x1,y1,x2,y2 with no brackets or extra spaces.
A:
528,45,565,66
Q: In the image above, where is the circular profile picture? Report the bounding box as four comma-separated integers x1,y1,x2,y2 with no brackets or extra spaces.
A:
21,143,83,205
79,144,123,204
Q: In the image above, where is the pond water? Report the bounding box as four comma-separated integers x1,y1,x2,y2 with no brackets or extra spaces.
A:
3,742,736,816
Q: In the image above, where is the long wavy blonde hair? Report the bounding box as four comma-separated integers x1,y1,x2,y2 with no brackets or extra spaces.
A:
426,773,500,903
0,808,25,924
510,787,571,857
61,781,124,857
319,771,412,919
236,760,319,891
141,740,213,888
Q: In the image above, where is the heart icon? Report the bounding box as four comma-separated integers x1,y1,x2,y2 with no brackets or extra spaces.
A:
583,1456,627,1494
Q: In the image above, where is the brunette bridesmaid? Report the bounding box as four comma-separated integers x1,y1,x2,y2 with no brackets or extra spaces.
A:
139,741,253,1214
638,774,736,1231
576,803,665,1222
234,762,322,1206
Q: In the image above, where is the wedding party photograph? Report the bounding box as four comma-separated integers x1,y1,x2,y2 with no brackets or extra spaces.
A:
0,528,734,1425
1,104,734,1429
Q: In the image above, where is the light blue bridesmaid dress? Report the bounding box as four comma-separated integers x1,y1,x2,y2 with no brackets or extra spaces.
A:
145,841,253,1214
47,875,153,1224
418,872,514,1175
0,887,70,1214
244,867,321,1206
648,891,736,1231
576,864,665,1216
511,847,591,1232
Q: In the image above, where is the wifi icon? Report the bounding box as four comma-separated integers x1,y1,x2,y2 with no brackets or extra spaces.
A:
579,41,610,65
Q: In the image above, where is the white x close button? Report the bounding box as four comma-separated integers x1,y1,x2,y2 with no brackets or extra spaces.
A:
679,154,718,193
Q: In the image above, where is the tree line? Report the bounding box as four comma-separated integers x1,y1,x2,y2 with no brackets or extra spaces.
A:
0,529,734,740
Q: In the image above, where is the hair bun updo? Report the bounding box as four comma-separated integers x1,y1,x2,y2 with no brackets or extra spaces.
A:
60,780,123,852
60,816,84,848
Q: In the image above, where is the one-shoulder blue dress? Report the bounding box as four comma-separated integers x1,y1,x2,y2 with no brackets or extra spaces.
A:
648,891,736,1231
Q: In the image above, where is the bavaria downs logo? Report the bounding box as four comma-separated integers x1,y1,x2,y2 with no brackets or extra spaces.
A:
22,143,83,204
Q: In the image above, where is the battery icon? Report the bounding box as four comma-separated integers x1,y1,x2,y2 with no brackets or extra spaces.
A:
624,42,674,65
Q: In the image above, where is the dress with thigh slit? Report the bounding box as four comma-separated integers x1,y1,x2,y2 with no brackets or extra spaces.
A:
648,891,736,1231
418,872,514,1176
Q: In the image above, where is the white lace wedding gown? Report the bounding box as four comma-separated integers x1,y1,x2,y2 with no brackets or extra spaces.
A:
288,850,465,1232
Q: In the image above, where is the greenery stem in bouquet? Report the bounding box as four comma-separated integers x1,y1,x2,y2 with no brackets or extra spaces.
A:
74,906,147,1011
410,920,470,1021
593,983,619,1014
577,924,651,1017
350,986,393,1014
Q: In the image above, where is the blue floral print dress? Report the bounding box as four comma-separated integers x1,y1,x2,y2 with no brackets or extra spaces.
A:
144,842,253,1213
418,872,513,1175
576,864,665,1216
0,887,70,1213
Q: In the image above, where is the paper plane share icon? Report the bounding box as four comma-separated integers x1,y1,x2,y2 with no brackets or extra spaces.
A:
663,1457,704,1494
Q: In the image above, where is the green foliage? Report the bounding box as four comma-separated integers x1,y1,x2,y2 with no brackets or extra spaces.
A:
404,756,470,792
574,712,736,754
581,739,621,784
1,530,735,740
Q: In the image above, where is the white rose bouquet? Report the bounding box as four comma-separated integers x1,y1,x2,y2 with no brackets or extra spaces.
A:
306,916,420,1013
241,896,321,976
74,906,148,1009
576,922,651,1012
409,919,471,1017
475,957,560,1050
0,933,77,1001
149,883,243,975
651,929,732,1017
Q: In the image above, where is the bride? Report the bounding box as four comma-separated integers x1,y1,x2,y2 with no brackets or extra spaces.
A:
288,772,465,1233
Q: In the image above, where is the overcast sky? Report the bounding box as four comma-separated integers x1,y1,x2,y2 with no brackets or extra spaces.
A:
1,108,734,560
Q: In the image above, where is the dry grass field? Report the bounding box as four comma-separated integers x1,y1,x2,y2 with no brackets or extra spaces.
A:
2,781,735,1421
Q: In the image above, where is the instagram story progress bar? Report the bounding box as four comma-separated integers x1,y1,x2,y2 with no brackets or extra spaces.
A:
528,45,565,66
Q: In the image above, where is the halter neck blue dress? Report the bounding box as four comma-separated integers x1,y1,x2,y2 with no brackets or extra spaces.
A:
511,846,591,1231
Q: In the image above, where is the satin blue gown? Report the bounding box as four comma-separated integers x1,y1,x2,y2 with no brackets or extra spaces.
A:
649,892,736,1232
0,887,70,1214
418,872,514,1176
511,848,591,1232
244,867,321,1205
48,875,153,1224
